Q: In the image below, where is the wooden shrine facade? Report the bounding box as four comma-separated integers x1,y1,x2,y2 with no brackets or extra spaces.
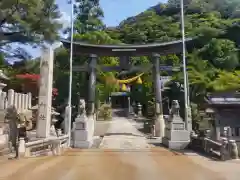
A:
205,91,240,140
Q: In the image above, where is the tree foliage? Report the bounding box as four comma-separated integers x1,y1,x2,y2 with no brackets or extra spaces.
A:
0,0,62,58
3,0,240,116
73,0,104,34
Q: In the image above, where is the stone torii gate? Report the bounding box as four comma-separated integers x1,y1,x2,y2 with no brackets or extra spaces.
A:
61,38,194,139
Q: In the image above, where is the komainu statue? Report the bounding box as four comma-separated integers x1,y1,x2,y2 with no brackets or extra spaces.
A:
170,100,180,116
78,99,86,116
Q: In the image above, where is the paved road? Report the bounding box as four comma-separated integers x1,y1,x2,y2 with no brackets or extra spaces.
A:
0,117,237,180
0,148,230,180
99,117,150,149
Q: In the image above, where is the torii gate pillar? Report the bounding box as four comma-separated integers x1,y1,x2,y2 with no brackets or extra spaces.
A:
152,53,165,138
88,54,97,116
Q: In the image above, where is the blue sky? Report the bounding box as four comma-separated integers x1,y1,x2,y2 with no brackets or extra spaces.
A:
23,0,166,59
57,0,165,26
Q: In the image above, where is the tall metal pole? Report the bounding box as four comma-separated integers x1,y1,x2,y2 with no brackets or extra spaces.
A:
67,0,74,146
180,0,191,131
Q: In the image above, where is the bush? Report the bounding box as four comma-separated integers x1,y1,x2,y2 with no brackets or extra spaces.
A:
97,104,112,120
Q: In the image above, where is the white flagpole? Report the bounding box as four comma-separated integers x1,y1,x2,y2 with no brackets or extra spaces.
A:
180,0,191,131
67,0,74,146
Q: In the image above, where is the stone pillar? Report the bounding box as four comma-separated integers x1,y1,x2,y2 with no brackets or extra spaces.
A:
186,105,192,132
185,72,192,132
14,93,18,109
0,83,6,94
17,93,21,111
7,89,14,107
215,125,221,141
18,137,26,158
0,83,6,109
137,102,142,117
27,92,32,109
88,54,97,116
24,94,28,110
229,140,239,159
21,94,25,111
64,106,70,135
152,53,165,138
36,47,54,138
2,92,7,109
127,97,131,115
109,96,112,107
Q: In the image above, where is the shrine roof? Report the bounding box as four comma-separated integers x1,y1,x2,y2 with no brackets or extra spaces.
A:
60,38,195,56
110,92,129,96
205,92,240,106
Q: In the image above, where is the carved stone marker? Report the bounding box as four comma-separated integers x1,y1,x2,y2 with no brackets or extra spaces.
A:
162,100,190,150
36,47,54,138
75,122,85,130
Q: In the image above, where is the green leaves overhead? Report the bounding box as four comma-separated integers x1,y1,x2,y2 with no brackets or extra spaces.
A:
74,0,104,34
2,0,240,111
200,38,239,70
0,0,62,44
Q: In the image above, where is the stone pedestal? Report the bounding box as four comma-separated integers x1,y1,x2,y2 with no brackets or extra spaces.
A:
72,115,94,148
155,114,165,139
18,138,26,157
162,115,190,150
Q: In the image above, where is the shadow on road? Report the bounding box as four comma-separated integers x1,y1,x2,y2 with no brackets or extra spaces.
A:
112,109,128,117
150,143,221,161
103,132,144,137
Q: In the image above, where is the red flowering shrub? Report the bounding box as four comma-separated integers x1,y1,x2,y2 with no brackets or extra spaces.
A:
15,74,58,96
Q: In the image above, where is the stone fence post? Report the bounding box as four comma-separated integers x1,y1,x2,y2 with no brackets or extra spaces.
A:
220,138,229,161
27,92,32,109
7,89,14,107
21,93,24,111
229,140,239,160
14,92,18,109
17,93,21,111
5,90,32,111
2,92,7,109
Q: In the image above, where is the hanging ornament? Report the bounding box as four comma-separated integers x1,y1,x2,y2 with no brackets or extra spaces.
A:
136,77,142,84
121,84,127,91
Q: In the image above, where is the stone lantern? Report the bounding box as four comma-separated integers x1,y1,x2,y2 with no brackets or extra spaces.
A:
51,107,61,136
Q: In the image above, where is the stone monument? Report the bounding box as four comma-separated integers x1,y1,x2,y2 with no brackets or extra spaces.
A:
162,100,190,150
72,99,94,148
36,47,54,138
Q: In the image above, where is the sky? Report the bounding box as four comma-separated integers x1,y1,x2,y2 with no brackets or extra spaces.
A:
57,0,165,26
22,0,166,59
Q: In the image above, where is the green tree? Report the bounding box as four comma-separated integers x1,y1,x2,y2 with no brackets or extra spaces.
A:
210,70,240,91
200,38,239,70
74,0,104,34
0,0,62,57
